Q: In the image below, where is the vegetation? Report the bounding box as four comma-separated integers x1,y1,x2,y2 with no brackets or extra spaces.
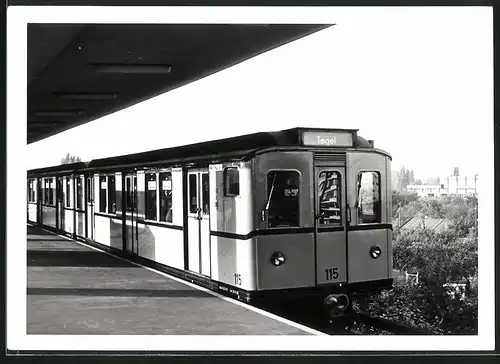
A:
358,192,478,334
61,153,82,165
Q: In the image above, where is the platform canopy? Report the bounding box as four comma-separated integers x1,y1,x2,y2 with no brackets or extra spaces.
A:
27,23,330,144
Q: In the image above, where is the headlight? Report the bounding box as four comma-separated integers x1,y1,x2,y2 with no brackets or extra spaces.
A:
270,252,286,266
370,245,382,259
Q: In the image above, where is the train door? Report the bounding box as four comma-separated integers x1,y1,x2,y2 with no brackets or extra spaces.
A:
57,177,64,231
186,168,211,276
315,166,348,285
86,175,94,240
346,152,390,283
124,173,138,254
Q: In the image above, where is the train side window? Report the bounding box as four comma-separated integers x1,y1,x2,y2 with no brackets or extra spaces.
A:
357,171,381,224
51,178,56,205
145,173,157,221
43,178,54,205
202,173,209,214
133,176,137,210
318,171,342,226
28,180,34,202
43,179,48,204
66,177,71,207
46,177,55,206
224,167,239,197
266,170,300,228
188,174,197,214
108,175,116,214
76,177,83,210
160,172,173,223
86,177,94,203
99,176,107,213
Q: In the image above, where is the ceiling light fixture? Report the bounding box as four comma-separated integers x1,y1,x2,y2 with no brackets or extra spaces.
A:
89,63,172,74
53,92,117,100
33,110,84,117
30,122,59,128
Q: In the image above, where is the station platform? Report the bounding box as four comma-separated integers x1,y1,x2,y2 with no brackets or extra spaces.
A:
27,224,320,335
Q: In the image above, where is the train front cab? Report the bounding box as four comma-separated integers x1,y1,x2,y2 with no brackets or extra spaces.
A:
252,146,393,308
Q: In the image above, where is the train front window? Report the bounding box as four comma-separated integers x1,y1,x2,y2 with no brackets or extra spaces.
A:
266,171,300,228
318,171,341,226
357,171,381,224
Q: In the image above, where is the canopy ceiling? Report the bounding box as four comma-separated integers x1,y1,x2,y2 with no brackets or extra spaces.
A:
27,23,330,144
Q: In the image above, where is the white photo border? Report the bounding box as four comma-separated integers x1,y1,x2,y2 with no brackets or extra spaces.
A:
7,5,495,352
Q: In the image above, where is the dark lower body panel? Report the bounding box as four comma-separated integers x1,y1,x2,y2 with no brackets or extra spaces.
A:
29,221,393,305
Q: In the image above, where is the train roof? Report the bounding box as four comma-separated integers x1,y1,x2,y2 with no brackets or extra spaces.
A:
27,127,389,176
27,162,90,177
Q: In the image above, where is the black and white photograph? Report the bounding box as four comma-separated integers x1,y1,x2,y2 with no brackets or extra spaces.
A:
6,5,494,353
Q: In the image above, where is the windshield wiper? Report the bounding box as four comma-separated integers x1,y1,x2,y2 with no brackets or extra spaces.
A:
265,173,277,211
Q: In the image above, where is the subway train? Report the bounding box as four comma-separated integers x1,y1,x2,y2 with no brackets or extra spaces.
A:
27,127,393,317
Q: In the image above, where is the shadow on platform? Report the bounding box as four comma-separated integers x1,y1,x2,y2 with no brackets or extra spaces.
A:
27,287,215,298
27,250,134,268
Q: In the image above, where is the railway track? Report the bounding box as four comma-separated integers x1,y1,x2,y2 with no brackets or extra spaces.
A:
343,312,434,335
252,297,433,335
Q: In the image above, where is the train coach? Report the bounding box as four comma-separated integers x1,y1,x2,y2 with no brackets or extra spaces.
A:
27,127,393,317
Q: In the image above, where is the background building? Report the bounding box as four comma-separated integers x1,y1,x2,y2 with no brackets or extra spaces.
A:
406,169,478,198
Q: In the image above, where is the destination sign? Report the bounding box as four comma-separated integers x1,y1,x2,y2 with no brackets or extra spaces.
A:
302,131,353,147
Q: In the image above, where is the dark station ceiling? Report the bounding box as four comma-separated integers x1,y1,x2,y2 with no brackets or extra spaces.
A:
27,23,331,144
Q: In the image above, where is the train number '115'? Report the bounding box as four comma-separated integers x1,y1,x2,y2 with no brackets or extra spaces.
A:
325,268,339,281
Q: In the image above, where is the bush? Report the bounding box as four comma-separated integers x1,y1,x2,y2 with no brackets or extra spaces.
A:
393,194,478,239
393,229,477,287
382,193,479,334
359,285,478,334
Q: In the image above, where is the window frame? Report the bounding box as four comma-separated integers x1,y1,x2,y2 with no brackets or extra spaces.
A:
43,178,48,205
265,169,301,229
356,170,382,225
86,175,94,203
159,170,173,223
99,175,107,213
142,169,174,224
317,169,342,227
65,176,72,208
28,179,36,203
76,175,84,211
98,173,118,215
107,175,117,214
145,172,158,222
223,166,240,197
43,177,56,206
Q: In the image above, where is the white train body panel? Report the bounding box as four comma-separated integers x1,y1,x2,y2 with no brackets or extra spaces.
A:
42,206,56,229
137,223,184,270
28,203,37,222
63,209,74,234
210,161,257,290
94,215,123,249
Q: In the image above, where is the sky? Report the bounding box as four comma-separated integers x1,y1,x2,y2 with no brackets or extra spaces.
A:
26,8,493,180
